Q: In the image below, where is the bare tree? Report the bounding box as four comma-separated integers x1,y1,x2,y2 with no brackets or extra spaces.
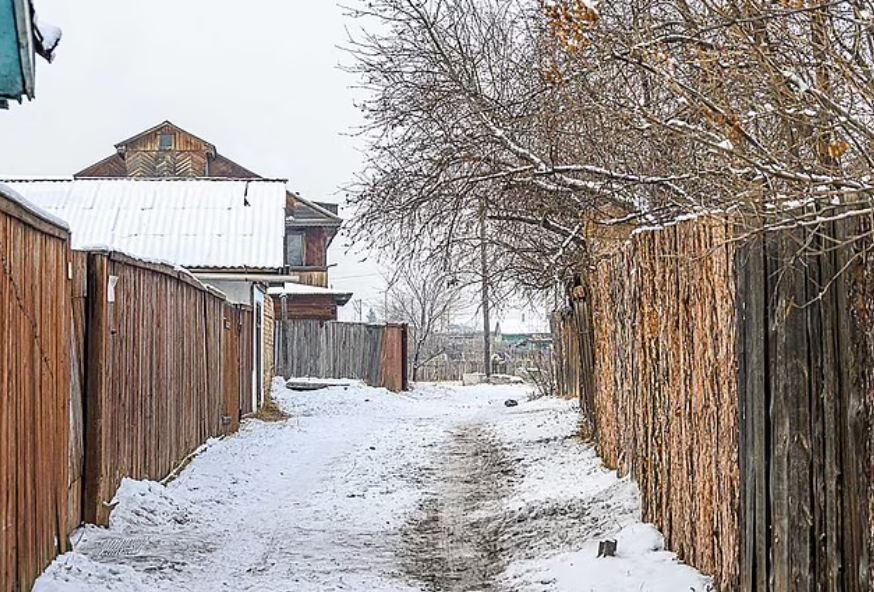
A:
346,0,874,293
382,260,465,381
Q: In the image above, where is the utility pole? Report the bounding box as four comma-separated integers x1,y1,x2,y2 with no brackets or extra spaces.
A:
480,200,491,379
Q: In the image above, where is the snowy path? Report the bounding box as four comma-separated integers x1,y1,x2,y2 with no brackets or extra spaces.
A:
35,381,711,592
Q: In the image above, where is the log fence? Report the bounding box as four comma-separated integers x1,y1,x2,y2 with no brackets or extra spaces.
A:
553,214,874,591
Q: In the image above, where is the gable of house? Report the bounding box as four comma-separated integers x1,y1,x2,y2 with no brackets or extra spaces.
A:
75,121,259,179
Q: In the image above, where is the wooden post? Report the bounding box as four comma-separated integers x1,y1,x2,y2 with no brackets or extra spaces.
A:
82,253,110,525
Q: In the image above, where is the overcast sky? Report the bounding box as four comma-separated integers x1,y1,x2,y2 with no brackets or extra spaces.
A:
2,1,548,332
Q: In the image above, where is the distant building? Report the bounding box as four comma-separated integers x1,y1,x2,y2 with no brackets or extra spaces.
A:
0,0,60,107
72,121,347,319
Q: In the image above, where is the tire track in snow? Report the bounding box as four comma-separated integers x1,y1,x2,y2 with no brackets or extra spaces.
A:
402,423,516,592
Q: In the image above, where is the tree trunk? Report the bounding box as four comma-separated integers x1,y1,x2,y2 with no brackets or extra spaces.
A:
480,202,491,378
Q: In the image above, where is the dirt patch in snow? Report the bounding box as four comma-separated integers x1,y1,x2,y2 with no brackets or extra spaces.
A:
254,394,290,422
400,406,643,592
402,423,516,591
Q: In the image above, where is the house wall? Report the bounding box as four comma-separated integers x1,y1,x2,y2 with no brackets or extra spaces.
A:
263,295,275,401
304,228,327,267
0,0,23,98
120,124,211,177
273,294,338,321
292,270,328,288
201,279,255,305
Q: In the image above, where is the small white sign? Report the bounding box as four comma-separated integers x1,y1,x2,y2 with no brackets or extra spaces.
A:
107,276,119,303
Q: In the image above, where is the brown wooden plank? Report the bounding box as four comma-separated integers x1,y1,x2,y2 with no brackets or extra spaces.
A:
835,217,868,592
83,253,110,525
0,213,10,592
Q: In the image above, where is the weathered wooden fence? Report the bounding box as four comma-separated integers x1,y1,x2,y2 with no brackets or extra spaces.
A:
276,320,409,391
1,185,260,589
416,351,553,383
736,218,870,592
0,189,72,592
553,214,874,591
80,251,253,525
551,296,595,422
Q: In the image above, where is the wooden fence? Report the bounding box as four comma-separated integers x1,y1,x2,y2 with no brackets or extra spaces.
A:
416,351,553,383
0,190,72,592
736,219,869,592
553,214,874,591
276,320,409,391
80,251,254,525
2,186,260,589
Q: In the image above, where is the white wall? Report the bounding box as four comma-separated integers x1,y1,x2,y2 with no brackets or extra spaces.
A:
200,279,254,305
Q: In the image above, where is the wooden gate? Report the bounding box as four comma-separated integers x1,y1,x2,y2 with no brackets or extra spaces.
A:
238,306,255,416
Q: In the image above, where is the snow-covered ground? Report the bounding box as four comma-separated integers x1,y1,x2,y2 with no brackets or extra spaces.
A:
34,380,711,592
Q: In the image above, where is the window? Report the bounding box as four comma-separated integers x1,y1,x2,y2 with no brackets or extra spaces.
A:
285,231,305,267
158,133,174,150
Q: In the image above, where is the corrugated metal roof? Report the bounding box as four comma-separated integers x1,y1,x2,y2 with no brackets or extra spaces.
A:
3,178,287,269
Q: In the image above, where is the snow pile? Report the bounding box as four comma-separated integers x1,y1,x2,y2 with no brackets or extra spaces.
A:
503,524,711,592
33,554,148,592
107,479,202,531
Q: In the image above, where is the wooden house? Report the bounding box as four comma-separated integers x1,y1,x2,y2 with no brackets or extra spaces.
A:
73,121,348,319
0,0,60,107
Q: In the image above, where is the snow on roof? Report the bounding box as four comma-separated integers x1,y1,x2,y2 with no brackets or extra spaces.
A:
3,178,287,269
268,282,353,304
0,182,70,231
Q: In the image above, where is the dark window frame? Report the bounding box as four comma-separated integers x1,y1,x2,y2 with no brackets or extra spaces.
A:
285,230,306,267
158,133,174,150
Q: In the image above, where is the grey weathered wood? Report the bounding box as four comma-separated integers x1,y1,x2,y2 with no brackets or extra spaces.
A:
835,217,867,592
737,232,768,592
275,319,407,391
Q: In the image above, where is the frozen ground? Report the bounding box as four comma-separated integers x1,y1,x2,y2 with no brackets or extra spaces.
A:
34,380,711,592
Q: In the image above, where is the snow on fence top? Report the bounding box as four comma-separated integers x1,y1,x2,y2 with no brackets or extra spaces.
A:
2,178,287,269
0,181,70,232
